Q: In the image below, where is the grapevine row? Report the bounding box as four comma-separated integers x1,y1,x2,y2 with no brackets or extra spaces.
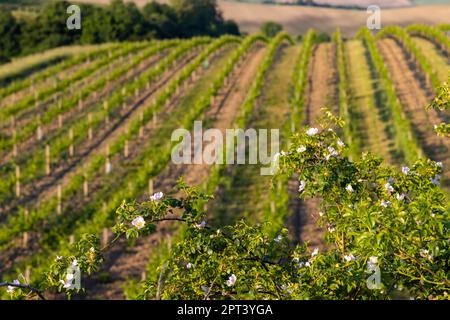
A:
377,26,441,90
139,34,291,296
0,36,240,253
0,39,209,208
0,43,119,101
0,42,148,126
1,41,178,157
1,35,244,285
358,27,422,164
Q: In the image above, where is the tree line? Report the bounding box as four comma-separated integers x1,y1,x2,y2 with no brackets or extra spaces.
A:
0,0,240,63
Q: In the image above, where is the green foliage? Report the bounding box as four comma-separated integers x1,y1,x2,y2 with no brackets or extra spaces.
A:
0,0,240,62
260,22,283,38
332,30,354,158
0,11,21,63
428,77,450,137
3,116,450,300
290,29,316,126
406,24,450,56
315,32,331,43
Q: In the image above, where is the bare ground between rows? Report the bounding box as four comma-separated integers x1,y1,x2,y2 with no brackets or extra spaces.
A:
288,43,338,250
378,38,450,185
82,45,268,300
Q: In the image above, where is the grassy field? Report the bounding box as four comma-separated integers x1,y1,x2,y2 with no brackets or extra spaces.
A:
74,0,450,36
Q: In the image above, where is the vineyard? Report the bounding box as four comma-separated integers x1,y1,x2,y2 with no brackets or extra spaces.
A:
0,24,449,300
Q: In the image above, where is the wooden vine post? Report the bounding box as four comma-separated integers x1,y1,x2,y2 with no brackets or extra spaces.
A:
36,114,42,141
88,113,93,141
69,128,74,157
83,170,89,199
22,209,29,248
104,101,110,125
57,184,62,215
15,165,21,197
139,111,144,138
45,144,51,175
148,178,154,196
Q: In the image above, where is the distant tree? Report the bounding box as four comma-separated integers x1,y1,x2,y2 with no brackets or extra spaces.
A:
109,0,146,41
0,11,21,63
142,1,179,39
261,21,283,38
221,20,240,36
18,1,81,55
316,32,331,43
80,5,114,44
170,0,227,37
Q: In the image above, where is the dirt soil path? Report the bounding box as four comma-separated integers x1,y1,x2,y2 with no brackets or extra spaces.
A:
289,43,338,250
82,45,268,300
378,38,450,185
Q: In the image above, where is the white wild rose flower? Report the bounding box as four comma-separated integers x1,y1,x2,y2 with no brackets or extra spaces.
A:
380,200,391,208
420,249,433,261
369,256,378,264
196,221,207,229
343,254,356,262
60,273,74,289
297,145,306,153
384,182,395,193
298,180,306,193
150,192,164,201
6,279,20,294
226,274,237,287
306,127,319,136
132,216,146,229
396,193,405,201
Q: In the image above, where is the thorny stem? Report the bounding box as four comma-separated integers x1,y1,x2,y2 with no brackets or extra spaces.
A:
0,282,46,300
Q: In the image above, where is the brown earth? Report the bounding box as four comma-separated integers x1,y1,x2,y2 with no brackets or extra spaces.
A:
377,38,450,185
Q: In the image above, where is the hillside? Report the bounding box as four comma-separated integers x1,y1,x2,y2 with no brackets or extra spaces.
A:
0,24,449,300
73,0,450,36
